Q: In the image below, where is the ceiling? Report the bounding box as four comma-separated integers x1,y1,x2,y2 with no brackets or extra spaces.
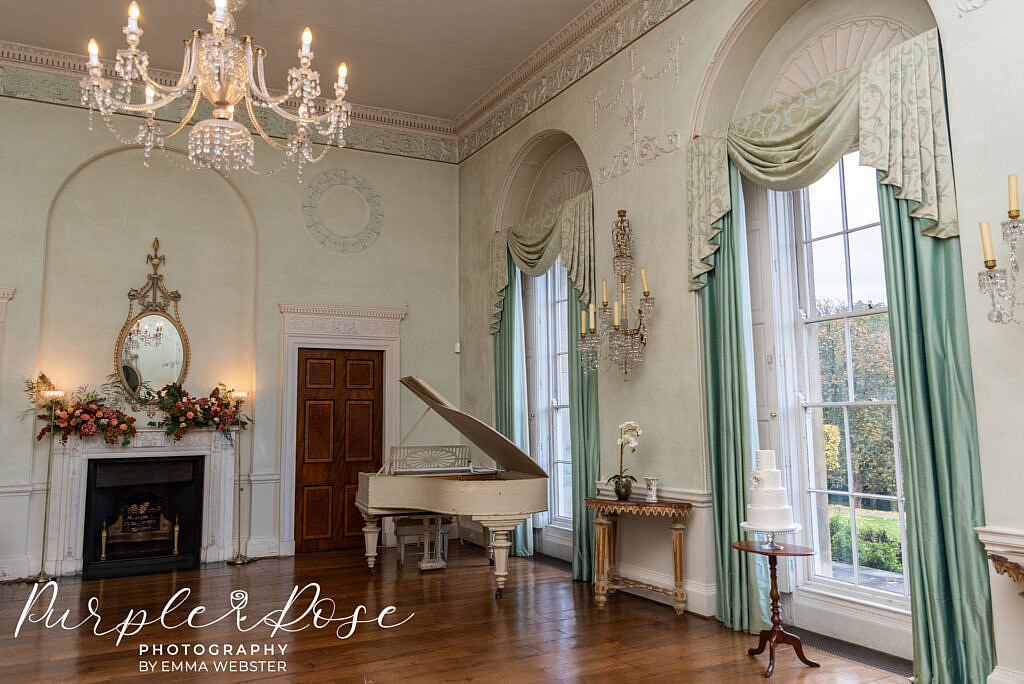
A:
0,0,595,120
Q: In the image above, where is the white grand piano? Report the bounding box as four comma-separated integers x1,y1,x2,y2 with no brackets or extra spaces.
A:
355,376,548,598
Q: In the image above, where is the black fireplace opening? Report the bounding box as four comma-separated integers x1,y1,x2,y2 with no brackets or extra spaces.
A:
83,456,203,580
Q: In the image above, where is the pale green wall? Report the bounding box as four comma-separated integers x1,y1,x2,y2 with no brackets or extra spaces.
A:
458,0,1024,674
0,96,461,569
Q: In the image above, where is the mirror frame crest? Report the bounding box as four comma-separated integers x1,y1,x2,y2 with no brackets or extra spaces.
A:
114,237,191,412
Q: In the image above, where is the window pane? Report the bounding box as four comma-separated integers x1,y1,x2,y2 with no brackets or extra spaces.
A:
808,235,849,314
807,407,848,491
849,226,887,310
849,406,896,497
555,302,567,354
853,496,904,594
556,461,573,519
556,353,569,404
813,493,853,582
842,152,881,229
808,319,849,402
556,266,568,302
850,313,896,401
807,164,843,239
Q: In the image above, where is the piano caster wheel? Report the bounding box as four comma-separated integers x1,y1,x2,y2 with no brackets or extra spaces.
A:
369,568,377,576
489,558,495,566
494,588,503,599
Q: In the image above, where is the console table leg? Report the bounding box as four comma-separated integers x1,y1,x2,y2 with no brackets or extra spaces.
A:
670,517,687,615
594,513,612,608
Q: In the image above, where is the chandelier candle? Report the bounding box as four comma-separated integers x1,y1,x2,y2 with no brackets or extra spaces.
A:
81,0,352,180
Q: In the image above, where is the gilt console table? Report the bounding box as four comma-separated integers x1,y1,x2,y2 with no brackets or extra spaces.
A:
585,497,692,615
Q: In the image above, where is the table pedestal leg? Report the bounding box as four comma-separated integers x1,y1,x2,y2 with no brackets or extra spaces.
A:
670,517,687,615
748,555,820,677
594,513,612,608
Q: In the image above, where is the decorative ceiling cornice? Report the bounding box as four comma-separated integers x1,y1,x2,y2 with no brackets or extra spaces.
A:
0,0,693,164
456,0,695,161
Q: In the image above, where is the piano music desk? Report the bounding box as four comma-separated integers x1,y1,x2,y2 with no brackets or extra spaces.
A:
585,497,693,615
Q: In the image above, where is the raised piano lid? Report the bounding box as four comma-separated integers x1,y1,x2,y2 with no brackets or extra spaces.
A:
400,376,548,478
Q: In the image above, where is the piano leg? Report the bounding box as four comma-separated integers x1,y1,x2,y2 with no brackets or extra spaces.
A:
475,517,521,600
361,513,380,575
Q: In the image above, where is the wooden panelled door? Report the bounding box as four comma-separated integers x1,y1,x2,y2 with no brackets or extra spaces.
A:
295,348,383,552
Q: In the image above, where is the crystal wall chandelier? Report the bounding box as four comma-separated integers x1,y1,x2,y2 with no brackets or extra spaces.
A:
80,0,351,180
577,210,655,376
978,173,1023,323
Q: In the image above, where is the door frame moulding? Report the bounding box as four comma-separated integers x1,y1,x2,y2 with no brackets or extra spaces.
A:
278,304,406,556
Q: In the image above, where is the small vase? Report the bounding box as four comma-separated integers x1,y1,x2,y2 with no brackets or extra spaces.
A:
613,478,632,501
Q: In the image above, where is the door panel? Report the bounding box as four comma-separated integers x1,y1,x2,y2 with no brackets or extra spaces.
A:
295,348,383,552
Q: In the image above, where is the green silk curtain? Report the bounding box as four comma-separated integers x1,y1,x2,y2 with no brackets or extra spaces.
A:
700,162,770,633
493,252,532,556
878,182,993,683
568,284,600,582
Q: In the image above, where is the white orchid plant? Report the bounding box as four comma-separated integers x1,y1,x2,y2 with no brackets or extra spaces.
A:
608,420,642,486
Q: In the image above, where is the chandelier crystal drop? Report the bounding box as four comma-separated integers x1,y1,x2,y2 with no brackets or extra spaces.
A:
80,0,351,181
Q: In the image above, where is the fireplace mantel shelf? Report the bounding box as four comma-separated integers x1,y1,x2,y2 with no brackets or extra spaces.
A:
44,427,237,577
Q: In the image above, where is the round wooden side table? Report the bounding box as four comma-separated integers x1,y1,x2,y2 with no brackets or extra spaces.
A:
732,540,820,678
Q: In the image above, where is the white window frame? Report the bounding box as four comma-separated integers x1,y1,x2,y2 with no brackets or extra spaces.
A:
524,259,573,533
774,154,910,612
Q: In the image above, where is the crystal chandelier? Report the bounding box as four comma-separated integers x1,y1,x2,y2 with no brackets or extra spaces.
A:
125,318,163,351
978,173,1024,323
577,210,655,376
80,0,351,180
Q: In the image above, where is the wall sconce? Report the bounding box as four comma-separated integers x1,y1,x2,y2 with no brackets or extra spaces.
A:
978,173,1023,323
226,389,253,566
229,391,248,405
39,390,66,405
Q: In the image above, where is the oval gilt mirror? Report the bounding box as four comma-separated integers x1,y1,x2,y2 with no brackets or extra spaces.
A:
115,238,190,408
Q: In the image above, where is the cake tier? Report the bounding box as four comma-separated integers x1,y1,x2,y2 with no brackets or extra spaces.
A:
746,504,795,529
756,449,777,470
750,486,787,507
754,469,782,489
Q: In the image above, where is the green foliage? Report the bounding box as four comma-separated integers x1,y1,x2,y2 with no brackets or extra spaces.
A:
829,508,903,574
816,307,898,504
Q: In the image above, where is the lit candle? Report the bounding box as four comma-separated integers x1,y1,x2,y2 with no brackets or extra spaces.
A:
301,27,312,56
581,310,587,333
214,0,227,21
613,302,620,329
88,39,100,67
337,63,348,88
145,85,155,105
127,2,140,32
601,279,608,304
588,302,596,332
640,268,649,295
1010,174,1019,213
980,221,995,263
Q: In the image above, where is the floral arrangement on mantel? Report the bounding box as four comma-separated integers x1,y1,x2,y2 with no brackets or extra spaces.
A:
607,420,642,501
148,383,249,442
25,374,137,447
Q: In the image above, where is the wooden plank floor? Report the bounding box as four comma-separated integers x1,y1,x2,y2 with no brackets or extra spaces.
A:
0,545,907,683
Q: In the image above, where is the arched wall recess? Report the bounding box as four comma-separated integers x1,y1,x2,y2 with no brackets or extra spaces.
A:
39,146,258,402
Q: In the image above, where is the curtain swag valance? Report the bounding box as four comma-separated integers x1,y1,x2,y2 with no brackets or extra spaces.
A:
688,29,956,290
490,189,595,332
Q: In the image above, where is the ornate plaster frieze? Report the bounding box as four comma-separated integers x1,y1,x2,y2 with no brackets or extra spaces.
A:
1,0,694,164
957,0,992,16
590,37,683,184
457,0,696,161
301,168,384,253
0,40,457,164
279,303,406,340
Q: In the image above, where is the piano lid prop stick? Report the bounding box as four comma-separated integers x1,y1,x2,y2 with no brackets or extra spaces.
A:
398,407,433,448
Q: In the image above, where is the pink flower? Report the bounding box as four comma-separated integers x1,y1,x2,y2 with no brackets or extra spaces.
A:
79,422,98,437
186,411,194,419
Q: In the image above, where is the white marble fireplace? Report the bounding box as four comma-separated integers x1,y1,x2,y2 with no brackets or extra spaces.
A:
43,427,236,576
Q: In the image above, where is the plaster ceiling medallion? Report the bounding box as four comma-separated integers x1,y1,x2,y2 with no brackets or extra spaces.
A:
79,0,351,180
590,37,684,184
769,18,913,103
957,0,992,15
301,168,383,254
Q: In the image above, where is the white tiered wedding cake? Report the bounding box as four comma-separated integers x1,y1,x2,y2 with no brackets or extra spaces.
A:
744,450,799,530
